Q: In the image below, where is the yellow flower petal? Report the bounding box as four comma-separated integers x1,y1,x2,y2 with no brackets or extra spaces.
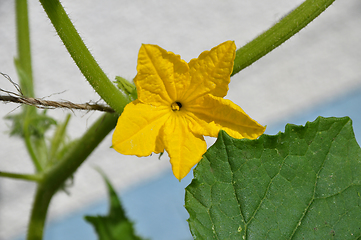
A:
112,100,169,156
162,113,207,180
183,41,236,103
135,44,190,106
112,41,265,180
186,94,266,139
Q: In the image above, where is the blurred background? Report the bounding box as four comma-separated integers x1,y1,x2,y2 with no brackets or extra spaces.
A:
0,0,360,239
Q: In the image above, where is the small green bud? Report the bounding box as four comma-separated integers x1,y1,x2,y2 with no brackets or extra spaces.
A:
114,76,137,101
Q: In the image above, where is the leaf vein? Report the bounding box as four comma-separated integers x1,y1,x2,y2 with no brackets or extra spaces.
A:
288,120,348,239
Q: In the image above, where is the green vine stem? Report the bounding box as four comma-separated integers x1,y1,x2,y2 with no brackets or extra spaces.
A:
27,112,119,240
15,0,34,97
38,0,128,114
0,171,43,182
231,0,336,76
15,0,43,171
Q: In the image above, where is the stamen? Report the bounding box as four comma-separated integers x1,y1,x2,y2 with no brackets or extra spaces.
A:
171,102,182,111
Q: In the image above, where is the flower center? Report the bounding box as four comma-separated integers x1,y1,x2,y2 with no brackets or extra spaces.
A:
171,102,182,111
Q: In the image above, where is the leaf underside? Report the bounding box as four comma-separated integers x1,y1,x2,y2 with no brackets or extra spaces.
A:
185,116,361,240
85,173,143,240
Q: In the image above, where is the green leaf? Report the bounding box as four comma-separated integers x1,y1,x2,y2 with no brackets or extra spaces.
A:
5,109,57,171
5,109,56,139
185,117,361,239
85,171,144,240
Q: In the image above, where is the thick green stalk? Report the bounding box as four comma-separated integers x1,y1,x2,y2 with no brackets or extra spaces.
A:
232,0,336,76
38,0,128,114
27,112,119,240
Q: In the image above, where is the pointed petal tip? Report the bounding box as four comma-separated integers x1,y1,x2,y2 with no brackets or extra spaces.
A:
217,40,236,52
223,40,236,47
173,168,189,181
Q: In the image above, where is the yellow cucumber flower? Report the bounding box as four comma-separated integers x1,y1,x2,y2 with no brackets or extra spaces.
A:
112,41,265,180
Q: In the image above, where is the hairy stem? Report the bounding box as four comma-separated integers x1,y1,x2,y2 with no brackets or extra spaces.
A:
38,0,129,114
232,0,336,76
